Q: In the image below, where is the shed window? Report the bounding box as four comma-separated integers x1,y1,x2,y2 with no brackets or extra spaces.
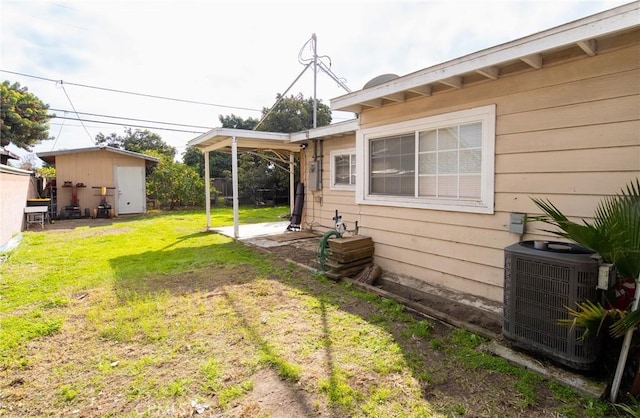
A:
357,105,495,214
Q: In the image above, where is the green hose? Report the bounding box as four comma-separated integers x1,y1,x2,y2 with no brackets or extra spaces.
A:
317,230,342,271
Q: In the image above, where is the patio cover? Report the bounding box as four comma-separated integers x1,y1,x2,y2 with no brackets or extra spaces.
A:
187,128,301,238
187,120,359,238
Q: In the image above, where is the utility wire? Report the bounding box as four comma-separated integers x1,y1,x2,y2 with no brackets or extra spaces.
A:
59,82,94,143
1,69,262,112
49,108,214,130
51,110,67,150
53,115,206,134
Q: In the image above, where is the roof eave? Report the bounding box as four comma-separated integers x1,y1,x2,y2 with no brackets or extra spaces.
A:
289,119,359,142
331,2,640,112
188,128,296,152
36,146,160,164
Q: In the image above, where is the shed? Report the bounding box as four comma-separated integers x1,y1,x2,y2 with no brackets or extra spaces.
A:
37,146,159,218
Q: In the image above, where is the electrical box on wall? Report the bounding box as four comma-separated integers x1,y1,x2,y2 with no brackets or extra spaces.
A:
509,213,526,234
308,161,321,191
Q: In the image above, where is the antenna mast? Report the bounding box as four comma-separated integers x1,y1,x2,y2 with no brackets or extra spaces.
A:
256,34,351,132
312,33,317,129
301,34,351,129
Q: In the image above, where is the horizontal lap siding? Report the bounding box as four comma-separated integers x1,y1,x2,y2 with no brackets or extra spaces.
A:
496,146,639,174
303,135,360,230
496,121,639,154
497,96,638,135
374,242,504,301
496,172,638,195
495,43,640,227
315,37,639,303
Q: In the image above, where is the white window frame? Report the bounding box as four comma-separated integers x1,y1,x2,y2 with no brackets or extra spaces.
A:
356,104,495,214
330,148,356,191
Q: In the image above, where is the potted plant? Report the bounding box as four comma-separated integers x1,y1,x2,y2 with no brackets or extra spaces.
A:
531,178,640,401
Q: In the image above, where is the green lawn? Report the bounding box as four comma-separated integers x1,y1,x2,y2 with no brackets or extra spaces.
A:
0,206,614,417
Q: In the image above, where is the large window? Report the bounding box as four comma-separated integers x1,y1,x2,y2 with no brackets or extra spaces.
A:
330,148,356,190
357,105,495,214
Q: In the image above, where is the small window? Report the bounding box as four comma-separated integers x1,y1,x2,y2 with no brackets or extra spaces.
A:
357,105,495,214
330,148,356,190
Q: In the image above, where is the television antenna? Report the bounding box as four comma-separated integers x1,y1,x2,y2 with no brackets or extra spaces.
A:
255,34,351,131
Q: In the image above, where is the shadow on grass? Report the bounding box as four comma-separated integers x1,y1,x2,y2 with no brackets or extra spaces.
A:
42,214,152,231
109,240,260,299
107,237,439,412
107,233,568,416
109,240,344,415
160,231,212,250
222,289,327,417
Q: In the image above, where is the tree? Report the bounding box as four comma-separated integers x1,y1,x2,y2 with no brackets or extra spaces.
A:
256,94,331,133
0,81,53,150
147,155,204,209
182,114,254,178
182,146,232,179
236,153,274,202
95,128,176,160
37,165,56,180
250,94,328,200
219,114,258,130
182,146,205,177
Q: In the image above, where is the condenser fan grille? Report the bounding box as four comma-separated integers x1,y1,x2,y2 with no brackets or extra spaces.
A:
503,241,599,370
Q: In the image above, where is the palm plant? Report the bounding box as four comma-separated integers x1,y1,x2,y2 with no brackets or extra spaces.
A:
531,178,640,337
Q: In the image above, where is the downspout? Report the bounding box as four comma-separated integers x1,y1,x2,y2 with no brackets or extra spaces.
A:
231,136,239,239
204,150,211,229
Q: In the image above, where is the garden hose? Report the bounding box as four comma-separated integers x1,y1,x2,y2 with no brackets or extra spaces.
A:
317,230,342,271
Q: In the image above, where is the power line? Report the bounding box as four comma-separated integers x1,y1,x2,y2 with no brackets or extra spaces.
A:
53,115,207,134
60,83,93,143
50,108,214,130
51,111,67,150
1,69,263,112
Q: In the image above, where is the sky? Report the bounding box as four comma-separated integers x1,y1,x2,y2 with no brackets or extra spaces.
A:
0,0,632,163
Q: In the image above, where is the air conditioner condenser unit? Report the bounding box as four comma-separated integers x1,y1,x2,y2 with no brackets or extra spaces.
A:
503,240,601,370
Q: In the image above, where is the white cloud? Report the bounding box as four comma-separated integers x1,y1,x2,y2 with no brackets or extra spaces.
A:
0,0,630,160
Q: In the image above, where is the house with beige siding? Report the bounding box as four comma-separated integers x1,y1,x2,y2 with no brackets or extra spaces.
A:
189,3,640,305
37,146,159,218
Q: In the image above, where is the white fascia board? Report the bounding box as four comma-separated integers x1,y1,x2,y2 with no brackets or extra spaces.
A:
36,146,159,162
331,2,639,111
37,146,98,158
192,120,360,148
187,128,289,148
289,119,360,142
187,130,215,147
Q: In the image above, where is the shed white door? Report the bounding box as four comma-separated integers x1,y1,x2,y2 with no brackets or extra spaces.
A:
116,166,145,214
